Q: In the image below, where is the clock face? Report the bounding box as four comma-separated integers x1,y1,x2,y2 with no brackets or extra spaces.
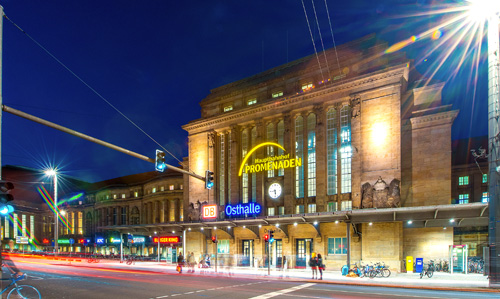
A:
268,183,282,199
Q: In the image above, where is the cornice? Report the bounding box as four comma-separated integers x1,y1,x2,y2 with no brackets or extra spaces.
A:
410,110,459,130
184,64,408,133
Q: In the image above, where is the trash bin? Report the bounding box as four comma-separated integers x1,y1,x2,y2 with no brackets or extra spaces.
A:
416,258,423,273
406,256,413,273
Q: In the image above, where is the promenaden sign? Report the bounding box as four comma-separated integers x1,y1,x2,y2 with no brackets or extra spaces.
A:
238,142,301,176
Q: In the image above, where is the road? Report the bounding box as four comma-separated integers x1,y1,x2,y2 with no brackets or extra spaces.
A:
1,257,498,299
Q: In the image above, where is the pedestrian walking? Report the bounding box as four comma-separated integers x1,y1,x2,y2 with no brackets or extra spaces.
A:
281,256,288,278
177,252,184,273
316,253,324,280
309,252,318,279
188,252,195,273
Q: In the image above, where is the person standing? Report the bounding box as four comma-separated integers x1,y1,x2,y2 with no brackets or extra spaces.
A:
2,239,23,278
316,253,324,280
309,252,318,279
177,252,184,273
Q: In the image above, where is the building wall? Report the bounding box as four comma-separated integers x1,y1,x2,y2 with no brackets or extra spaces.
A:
361,222,403,270
403,227,453,261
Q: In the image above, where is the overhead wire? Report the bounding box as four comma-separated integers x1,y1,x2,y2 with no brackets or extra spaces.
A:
2,13,189,171
301,0,325,83
323,0,346,87
310,0,332,81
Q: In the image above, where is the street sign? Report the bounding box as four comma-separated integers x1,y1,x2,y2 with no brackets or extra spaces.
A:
15,236,29,244
69,238,75,245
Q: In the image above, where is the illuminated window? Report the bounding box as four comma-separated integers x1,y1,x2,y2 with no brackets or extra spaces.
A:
13,213,18,239
267,123,275,178
301,83,313,90
277,120,285,176
251,127,257,202
482,192,489,203
113,194,117,199
296,205,304,214
458,176,469,186
482,174,488,184
272,91,283,98
307,114,316,197
121,208,127,225
458,194,469,204
327,108,338,195
160,186,165,191
268,207,275,216
169,185,174,191
223,105,233,112
328,237,347,255
340,106,352,193
242,129,249,204
121,194,126,199
78,212,83,234
278,206,285,215
217,239,230,254
295,116,304,198
134,191,138,198
308,204,316,213
341,200,352,211
247,98,257,106
22,214,26,237
152,187,157,193
106,195,109,200
327,202,337,212
219,134,225,205
180,184,183,190
5,217,9,238
179,204,183,221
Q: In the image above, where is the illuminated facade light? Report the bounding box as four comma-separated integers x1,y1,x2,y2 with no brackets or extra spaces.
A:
450,219,455,223
276,224,280,227
294,222,297,226
258,224,262,228
243,226,246,229
313,221,318,225
369,222,373,226
408,220,413,224
188,228,191,231
335,220,339,224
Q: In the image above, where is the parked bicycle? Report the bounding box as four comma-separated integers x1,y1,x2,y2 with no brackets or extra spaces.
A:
0,273,41,299
468,257,484,274
420,260,435,278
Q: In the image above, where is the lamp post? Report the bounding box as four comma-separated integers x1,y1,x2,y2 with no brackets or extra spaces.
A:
466,0,500,287
45,169,58,255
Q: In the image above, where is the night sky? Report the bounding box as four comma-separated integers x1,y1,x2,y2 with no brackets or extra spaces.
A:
0,0,488,183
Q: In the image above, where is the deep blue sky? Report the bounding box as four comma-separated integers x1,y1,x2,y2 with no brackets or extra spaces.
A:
0,0,487,183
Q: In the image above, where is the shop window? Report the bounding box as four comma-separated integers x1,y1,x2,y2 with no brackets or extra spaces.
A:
268,207,275,216
247,98,257,106
223,105,233,112
308,204,316,213
296,205,304,214
278,206,285,215
482,174,488,184
217,239,230,254
327,237,347,255
482,192,489,203
327,202,337,212
272,91,283,98
458,176,469,186
458,194,469,204
341,200,352,211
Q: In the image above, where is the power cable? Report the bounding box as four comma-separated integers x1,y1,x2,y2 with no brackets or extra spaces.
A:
310,0,332,81
301,0,325,83
2,13,187,170
323,0,346,87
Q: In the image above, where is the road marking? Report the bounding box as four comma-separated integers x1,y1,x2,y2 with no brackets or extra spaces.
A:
309,288,447,299
153,280,270,298
248,283,316,299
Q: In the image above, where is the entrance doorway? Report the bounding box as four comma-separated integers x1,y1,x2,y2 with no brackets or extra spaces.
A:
240,240,253,267
296,238,313,268
264,239,283,268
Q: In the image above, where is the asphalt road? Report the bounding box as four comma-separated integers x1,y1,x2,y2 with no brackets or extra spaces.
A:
1,259,498,299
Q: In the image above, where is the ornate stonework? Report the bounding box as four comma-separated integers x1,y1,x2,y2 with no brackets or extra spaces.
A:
361,177,401,208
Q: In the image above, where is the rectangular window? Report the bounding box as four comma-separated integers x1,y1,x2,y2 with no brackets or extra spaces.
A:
327,202,337,212
161,186,165,191
179,204,183,221
482,192,489,203
278,206,285,215
220,134,225,205
341,200,352,211
296,205,304,214
458,194,469,204
295,116,304,198
251,128,257,202
134,191,139,197
22,214,26,237
5,217,9,238
113,194,117,199
152,187,157,193
78,212,83,234
272,91,283,98
242,129,249,204
458,176,469,186
121,194,126,199
308,204,316,213
340,106,352,193
169,185,174,191
180,184,183,190
247,98,257,106
268,207,275,216
13,213,18,239
301,83,313,91
327,108,337,195
482,174,488,184
307,114,316,197
278,121,285,176
223,105,233,112
217,239,230,254
328,237,348,255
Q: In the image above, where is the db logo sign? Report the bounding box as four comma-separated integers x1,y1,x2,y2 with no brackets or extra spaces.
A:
202,205,217,219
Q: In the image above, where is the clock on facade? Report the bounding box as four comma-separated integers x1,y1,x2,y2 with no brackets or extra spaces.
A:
268,183,282,199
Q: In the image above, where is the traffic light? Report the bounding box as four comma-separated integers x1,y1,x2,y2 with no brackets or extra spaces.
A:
155,150,166,172
0,181,14,215
205,170,214,189
263,234,269,242
211,235,218,243
269,230,275,243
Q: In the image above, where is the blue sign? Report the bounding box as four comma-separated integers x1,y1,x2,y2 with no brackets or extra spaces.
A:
69,238,75,245
225,203,261,216
96,237,105,244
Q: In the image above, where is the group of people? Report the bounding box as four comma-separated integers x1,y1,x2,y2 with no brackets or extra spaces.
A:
309,253,325,280
177,252,213,273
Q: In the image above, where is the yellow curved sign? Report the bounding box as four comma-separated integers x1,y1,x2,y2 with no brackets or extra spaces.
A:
239,142,285,176
238,142,302,176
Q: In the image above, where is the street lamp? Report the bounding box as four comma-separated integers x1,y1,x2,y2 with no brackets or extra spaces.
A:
45,169,58,255
466,0,500,288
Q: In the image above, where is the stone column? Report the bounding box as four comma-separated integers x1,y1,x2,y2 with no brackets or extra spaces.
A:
314,105,327,211
230,125,241,205
283,112,294,214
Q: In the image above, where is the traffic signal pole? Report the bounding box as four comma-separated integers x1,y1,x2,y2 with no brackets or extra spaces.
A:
0,6,4,180
1,105,206,181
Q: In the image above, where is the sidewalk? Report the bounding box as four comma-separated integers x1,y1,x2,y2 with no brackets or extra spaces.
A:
66,259,498,293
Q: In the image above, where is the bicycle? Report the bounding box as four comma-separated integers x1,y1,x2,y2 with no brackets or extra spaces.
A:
126,256,135,265
0,273,41,299
420,260,435,279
